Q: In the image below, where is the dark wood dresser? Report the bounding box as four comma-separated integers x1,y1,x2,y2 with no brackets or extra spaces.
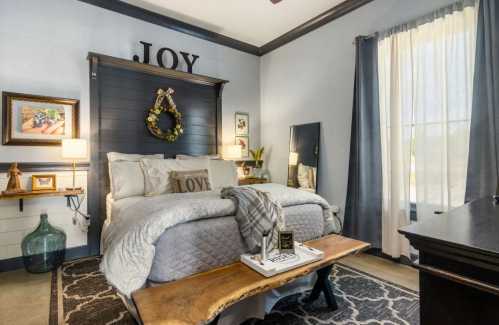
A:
399,197,499,325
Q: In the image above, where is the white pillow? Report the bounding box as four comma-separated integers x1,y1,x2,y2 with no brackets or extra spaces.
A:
107,153,164,200
109,161,146,200
108,152,163,162
176,154,220,160
140,158,210,196
208,160,238,189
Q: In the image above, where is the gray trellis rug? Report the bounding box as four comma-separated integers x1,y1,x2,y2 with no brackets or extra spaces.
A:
50,257,419,325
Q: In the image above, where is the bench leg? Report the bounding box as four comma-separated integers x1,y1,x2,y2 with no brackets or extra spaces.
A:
304,264,338,310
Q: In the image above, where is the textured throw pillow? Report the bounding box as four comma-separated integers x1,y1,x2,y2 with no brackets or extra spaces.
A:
171,169,212,193
107,152,164,200
176,154,221,160
140,158,210,196
208,159,238,189
107,152,164,162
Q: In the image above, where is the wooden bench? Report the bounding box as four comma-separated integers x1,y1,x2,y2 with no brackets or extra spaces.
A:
132,234,370,325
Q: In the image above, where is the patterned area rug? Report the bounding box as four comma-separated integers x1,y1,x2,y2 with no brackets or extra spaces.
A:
50,257,419,325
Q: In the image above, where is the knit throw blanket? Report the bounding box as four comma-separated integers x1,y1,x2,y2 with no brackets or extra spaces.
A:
221,186,283,253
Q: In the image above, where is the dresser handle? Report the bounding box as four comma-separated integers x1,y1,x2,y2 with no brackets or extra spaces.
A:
415,263,499,296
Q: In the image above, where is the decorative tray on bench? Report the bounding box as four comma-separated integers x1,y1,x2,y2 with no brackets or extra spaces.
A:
241,242,324,277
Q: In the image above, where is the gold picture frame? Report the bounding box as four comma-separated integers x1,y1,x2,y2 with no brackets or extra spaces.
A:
32,174,57,192
2,92,79,146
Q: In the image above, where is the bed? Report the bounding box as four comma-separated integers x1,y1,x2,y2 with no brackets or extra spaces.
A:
88,53,341,324
101,154,341,325
101,153,340,293
104,191,327,284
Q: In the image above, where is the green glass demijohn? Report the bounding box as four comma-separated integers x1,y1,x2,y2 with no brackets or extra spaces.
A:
21,212,66,273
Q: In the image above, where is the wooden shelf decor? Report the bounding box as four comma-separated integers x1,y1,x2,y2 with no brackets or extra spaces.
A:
0,189,84,212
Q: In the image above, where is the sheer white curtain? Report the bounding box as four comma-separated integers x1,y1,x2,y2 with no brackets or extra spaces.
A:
378,1,477,258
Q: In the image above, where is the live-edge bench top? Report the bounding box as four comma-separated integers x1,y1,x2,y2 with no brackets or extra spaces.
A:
132,234,370,325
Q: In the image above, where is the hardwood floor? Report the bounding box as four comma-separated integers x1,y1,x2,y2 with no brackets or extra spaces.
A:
341,253,419,292
0,253,418,325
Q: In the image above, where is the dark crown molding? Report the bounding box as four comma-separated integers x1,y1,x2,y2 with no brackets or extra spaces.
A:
259,0,374,55
77,0,372,57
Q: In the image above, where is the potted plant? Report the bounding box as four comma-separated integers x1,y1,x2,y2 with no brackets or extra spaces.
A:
250,147,264,177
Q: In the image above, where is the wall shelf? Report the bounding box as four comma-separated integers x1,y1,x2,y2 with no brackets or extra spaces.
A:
0,189,84,212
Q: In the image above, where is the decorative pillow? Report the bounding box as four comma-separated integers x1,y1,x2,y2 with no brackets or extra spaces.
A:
171,169,211,193
176,154,220,160
208,159,238,189
109,161,145,200
107,153,164,200
140,158,210,196
107,152,163,162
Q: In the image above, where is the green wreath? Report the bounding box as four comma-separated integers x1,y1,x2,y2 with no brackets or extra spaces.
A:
146,88,184,142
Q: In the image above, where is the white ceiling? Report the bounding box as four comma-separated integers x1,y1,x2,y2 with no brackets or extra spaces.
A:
122,0,345,46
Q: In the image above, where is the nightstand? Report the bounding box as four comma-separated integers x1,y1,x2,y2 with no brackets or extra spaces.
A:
238,177,269,186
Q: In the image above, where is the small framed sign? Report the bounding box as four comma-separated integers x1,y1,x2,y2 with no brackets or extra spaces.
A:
32,174,57,191
278,231,295,254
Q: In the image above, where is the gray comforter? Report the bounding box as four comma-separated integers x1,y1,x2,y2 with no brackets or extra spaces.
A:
101,183,341,297
148,204,325,283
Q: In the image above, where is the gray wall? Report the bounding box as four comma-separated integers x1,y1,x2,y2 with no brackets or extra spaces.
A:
0,0,261,163
260,0,457,218
0,0,260,260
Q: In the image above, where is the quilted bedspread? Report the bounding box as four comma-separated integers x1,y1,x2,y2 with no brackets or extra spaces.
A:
101,183,340,297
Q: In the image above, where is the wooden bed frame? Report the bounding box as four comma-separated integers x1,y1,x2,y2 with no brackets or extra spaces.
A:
86,53,228,255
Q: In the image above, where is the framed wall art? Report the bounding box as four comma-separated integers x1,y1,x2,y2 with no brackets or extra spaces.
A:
235,112,249,136
2,92,79,146
235,136,249,158
278,231,295,254
31,174,57,191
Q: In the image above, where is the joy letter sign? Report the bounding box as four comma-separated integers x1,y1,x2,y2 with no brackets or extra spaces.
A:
133,41,200,73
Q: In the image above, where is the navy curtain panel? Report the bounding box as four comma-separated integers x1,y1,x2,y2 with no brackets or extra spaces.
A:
343,35,382,248
465,0,499,202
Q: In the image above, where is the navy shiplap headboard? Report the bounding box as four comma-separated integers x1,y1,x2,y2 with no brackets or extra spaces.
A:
86,52,227,255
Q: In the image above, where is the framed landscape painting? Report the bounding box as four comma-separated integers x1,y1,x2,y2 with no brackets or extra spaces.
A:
2,92,79,146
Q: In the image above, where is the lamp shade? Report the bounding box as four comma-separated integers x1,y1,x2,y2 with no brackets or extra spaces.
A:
61,139,87,160
289,152,299,166
223,145,242,160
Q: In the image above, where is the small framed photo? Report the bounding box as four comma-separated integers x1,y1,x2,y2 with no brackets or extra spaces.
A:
32,175,57,192
235,112,249,136
2,92,79,146
278,231,295,254
235,136,249,158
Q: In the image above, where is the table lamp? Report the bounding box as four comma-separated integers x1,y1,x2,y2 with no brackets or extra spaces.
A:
223,145,242,160
61,139,87,191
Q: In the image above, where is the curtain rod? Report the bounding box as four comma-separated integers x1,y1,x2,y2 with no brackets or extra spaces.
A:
352,0,476,46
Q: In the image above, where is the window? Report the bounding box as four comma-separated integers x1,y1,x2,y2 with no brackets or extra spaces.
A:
378,2,477,257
